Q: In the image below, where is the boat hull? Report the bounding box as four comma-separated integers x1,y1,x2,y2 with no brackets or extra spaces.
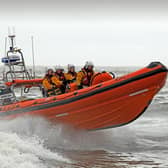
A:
0,62,167,130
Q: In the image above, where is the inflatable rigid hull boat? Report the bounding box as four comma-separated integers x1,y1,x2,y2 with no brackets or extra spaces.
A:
0,62,167,131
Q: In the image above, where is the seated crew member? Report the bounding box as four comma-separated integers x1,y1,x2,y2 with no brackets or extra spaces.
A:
54,66,66,93
76,61,95,89
64,64,77,84
42,69,62,97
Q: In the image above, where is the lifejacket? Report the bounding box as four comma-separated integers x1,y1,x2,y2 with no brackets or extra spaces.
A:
43,74,55,89
54,72,67,93
65,71,77,83
81,68,94,86
42,74,62,97
55,72,66,82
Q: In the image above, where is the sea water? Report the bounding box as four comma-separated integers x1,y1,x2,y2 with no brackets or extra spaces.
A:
0,67,167,168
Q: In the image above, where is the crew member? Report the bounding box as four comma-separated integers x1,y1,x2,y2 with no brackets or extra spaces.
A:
76,61,95,89
64,64,77,84
42,69,62,97
54,66,66,93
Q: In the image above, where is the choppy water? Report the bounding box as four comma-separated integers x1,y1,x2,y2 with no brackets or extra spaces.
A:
0,67,167,168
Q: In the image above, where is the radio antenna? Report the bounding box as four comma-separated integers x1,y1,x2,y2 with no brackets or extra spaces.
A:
8,27,16,51
31,36,36,78
4,37,7,57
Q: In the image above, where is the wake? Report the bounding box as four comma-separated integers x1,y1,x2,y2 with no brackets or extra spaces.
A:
0,115,144,156
0,117,71,168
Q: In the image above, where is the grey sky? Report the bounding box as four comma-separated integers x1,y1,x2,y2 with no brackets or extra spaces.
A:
0,0,168,66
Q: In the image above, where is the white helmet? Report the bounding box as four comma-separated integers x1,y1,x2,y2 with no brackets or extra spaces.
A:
55,65,64,71
84,61,94,68
67,64,75,70
45,68,54,74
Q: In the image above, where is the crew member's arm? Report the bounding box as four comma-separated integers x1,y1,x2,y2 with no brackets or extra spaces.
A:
42,78,52,90
76,71,84,89
51,76,63,87
65,73,74,83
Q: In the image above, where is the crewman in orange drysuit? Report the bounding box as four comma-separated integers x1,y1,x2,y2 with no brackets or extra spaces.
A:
64,64,77,84
76,61,95,89
54,66,66,93
42,69,62,97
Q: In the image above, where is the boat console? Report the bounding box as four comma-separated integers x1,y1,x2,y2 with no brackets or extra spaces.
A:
0,83,16,105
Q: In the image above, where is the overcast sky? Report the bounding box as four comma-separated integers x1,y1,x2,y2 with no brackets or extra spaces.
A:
0,0,168,67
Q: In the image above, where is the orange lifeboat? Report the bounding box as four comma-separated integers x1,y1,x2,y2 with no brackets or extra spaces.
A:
0,62,167,131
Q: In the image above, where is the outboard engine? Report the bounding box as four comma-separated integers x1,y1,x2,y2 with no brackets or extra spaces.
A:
0,83,16,105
